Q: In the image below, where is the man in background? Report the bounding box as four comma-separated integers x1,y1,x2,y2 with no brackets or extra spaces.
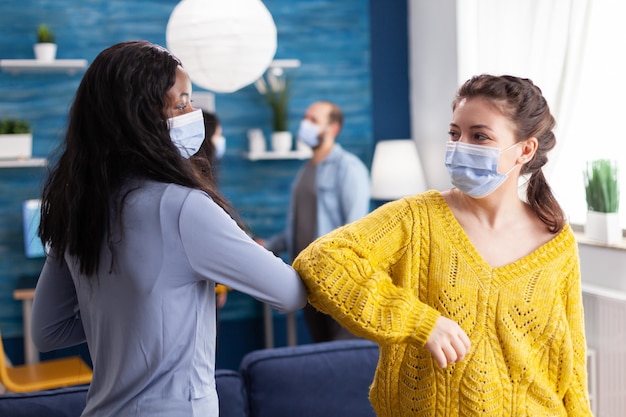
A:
260,100,370,342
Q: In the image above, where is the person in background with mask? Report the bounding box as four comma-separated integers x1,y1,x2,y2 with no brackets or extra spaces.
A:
193,111,226,187
258,100,370,343
293,75,593,416
31,41,307,417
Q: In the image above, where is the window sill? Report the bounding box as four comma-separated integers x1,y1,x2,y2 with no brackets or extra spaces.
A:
574,223,626,292
572,224,626,251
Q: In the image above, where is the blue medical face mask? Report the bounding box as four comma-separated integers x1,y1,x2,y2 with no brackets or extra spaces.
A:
168,108,205,158
297,119,321,148
213,135,226,159
445,141,519,198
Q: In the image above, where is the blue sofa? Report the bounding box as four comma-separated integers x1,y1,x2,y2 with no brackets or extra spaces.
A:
0,339,379,417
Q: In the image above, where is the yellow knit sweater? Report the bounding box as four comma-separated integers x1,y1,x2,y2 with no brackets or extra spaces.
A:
293,191,592,417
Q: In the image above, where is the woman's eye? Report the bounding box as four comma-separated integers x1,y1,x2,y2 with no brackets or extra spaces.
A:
473,133,489,141
175,101,190,112
448,131,460,141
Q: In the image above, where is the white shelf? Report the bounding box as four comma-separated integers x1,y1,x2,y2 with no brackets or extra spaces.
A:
245,149,312,161
0,59,88,75
269,59,301,69
0,158,47,168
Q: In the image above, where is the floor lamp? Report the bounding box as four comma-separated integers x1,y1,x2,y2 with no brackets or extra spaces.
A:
370,139,428,201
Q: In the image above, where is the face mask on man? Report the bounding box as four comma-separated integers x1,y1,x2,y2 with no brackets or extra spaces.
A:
168,108,205,158
297,119,321,148
212,135,226,159
444,141,520,198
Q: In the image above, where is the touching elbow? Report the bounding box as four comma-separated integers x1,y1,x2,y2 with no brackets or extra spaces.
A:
275,280,308,313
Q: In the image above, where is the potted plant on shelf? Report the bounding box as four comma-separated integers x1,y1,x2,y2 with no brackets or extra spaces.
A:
584,158,621,244
34,24,57,61
254,66,293,154
0,118,33,160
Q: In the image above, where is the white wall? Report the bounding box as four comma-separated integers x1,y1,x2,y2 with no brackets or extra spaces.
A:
408,0,457,191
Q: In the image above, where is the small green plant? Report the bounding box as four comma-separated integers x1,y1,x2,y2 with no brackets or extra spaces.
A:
36,24,55,44
254,67,291,132
584,159,620,213
0,118,31,134
266,83,290,132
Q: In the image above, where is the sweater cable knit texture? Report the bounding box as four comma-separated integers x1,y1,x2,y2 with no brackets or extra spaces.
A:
293,190,592,416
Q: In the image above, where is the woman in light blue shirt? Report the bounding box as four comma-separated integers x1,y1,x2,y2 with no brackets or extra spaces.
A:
31,41,307,417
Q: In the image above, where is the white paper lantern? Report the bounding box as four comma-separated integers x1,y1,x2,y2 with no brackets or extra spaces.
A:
166,0,277,93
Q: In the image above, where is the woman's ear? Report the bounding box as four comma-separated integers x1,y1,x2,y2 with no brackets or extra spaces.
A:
519,137,538,163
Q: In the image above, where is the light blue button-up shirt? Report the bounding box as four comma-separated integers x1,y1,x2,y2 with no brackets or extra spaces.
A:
267,144,370,260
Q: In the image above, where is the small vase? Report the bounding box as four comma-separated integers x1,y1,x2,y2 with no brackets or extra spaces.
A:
247,128,266,155
585,211,622,244
0,133,33,160
33,43,57,61
271,131,293,154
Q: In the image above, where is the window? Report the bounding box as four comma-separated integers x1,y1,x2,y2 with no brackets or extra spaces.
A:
456,0,626,226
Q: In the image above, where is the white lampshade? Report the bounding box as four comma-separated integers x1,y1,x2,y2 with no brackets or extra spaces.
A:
370,139,427,200
166,0,277,93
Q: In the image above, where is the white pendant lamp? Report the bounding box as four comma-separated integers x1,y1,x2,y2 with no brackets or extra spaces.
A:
166,0,277,93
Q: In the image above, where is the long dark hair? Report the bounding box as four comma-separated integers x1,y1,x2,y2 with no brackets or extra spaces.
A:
453,74,566,233
40,41,237,274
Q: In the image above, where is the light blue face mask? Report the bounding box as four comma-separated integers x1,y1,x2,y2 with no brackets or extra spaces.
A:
168,108,205,158
297,119,321,148
445,141,519,198
213,135,226,159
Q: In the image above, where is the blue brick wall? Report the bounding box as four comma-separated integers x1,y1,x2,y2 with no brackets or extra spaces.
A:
0,0,377,367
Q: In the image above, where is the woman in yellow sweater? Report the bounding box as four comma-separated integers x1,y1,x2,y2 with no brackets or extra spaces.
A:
293,74,593,416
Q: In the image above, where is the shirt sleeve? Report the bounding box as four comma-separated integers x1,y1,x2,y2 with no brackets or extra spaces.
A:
338,156,370,224
179,190,307,313
31,255,86,352
562,251,594,416
293,198,440,345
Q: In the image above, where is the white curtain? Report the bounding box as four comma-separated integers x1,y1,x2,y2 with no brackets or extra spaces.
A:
552,1,626,226
455,0,626,226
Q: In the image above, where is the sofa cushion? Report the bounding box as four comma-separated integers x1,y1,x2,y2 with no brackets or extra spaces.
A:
0,384,89,417
240,339,379,417
0,371,246,417
216,369,248,417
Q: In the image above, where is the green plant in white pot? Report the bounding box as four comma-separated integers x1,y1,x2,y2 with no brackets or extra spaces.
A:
584,159,621,244
254,66,293,154
0,118,33,160
34,24,57,61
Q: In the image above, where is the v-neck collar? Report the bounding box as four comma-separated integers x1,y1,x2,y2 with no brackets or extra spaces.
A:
428,191,573,274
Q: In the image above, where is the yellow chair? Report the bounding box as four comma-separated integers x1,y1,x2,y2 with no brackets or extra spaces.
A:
0,330,92,393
